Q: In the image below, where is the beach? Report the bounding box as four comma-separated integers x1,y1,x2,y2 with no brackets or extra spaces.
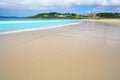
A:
0,20,120,80
83,19,120,24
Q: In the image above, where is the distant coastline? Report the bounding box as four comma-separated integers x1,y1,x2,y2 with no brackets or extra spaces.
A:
1,12,120,19
0,16,24,18
27,12,120,19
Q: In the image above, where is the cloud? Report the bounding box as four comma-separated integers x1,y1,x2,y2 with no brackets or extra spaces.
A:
86,5,120,13
0,0,120,10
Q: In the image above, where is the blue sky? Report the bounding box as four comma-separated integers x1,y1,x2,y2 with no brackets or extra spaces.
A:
0,5,96,17
0,0,120,17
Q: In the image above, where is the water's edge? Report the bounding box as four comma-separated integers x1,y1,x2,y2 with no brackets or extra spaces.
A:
0,22,81,35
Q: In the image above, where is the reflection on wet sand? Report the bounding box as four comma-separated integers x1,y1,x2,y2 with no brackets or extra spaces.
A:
0,21,120,80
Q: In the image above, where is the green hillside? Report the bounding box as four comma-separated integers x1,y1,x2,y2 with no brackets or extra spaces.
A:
27,12,120,19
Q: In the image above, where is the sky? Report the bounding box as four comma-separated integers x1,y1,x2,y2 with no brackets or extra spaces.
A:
0,0,120,17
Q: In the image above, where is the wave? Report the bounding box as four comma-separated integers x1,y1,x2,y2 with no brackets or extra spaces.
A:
0,20,74,24
0,22,81,35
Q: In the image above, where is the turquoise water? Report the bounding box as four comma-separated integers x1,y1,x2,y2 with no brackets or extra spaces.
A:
0,18,80,33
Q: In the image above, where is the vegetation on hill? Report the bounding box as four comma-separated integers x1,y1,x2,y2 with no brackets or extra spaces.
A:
96,13,120,18
27,12,120,19
28,12,81,19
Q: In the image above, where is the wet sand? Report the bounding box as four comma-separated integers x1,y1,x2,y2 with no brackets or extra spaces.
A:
0,21,120,80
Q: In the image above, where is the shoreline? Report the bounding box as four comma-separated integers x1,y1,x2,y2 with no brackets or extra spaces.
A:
0,19,119,35
0,21,82,35
0,21,120,80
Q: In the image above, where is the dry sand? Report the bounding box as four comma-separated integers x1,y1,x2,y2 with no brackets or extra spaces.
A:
82,19,120,24
0,21,120,80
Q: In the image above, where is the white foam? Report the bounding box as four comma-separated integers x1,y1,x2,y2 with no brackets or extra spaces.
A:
0,20,73,24
0,22,81,35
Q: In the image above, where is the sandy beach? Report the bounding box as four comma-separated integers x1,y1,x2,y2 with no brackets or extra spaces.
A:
82,19,120,24
0,20,120,80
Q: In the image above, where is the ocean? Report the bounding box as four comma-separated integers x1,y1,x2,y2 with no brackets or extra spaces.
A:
0,18,81,34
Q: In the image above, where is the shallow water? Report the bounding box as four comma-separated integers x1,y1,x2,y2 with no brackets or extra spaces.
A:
0,18,79,33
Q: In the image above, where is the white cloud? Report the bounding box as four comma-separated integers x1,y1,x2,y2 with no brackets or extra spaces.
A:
87,5,120,13
111,0,120,5
0,0,120,10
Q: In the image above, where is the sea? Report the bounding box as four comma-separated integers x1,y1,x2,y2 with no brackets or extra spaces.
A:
0,18,81,34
